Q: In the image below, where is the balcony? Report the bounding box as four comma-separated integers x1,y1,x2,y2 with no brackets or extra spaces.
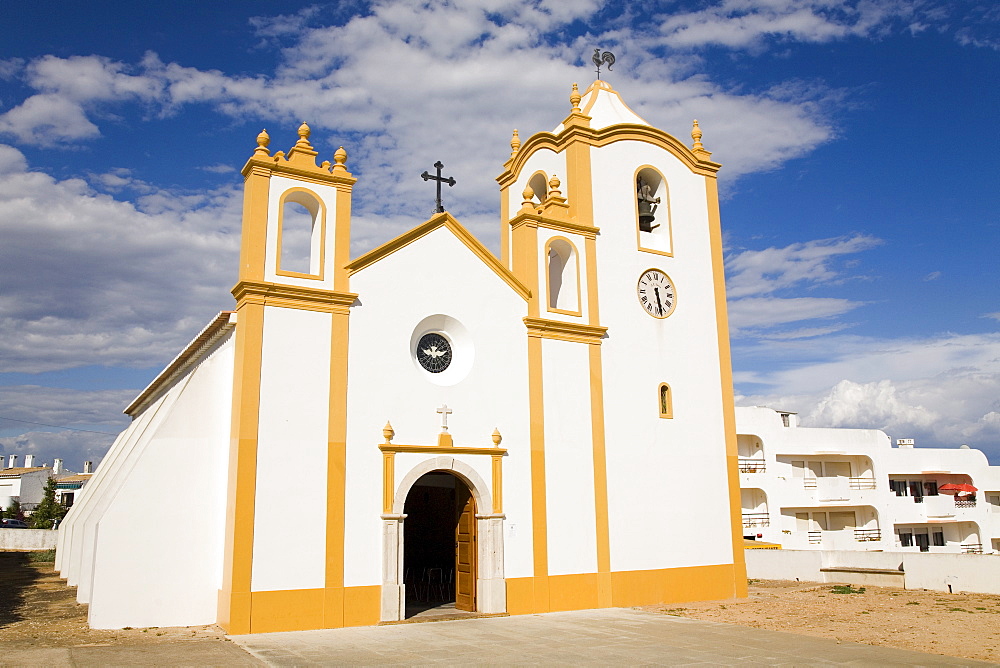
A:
955,499,976,508
849,477,876,490
962,543,984,554
854,528,882,542
738,458,766,473
742,512,770,528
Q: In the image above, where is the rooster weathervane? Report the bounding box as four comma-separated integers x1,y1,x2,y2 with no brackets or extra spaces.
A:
593,49,615,79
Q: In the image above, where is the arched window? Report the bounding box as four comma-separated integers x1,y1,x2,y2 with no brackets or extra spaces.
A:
277,188,325,278
528,172,549,207
546,237,580,314
658,382,673,418
636,167,672,255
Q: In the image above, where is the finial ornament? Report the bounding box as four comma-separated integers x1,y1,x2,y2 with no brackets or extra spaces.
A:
294,121,313,150
691,119,712,159
592,49,615,79
492,428,502,447
570,83,582,113
510,129,521,157
521,185,536,212
547,174,563,199
255,129,270,156
332,146,348,172
383,421,395,444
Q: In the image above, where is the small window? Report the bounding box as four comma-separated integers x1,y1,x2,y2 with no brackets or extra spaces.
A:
899,531,913,547
546,238,580,314
658,383,673,418
277,188,325,278
889,480,908,496
780,413,790,427
924,481,938,496
932,530,945,547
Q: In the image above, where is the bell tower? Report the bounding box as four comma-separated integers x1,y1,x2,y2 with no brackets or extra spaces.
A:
496,80,746,613
220,124,359,634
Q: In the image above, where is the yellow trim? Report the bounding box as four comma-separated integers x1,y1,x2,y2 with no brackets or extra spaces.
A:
505,564,743,614
543,236,583,316
346,212,531,301
491,453,504,514
509,213,599,238
705,175,748,596
634,165,674,257
240,586,380,633
218,300,265,634
275,186,327,280
332,182,353,293
658,382,674,419
564,131,594,227
636,268,677,319
240,156,357,189
499,124,721,188
588,343,612,607
524,317,607,344
511,212,541,319
584,236,600,326
238,166,271,283
379,444,508,457
500,184,510,269
233,280,357,314
327,310,350,598
382,451,394,514
527,334,548,610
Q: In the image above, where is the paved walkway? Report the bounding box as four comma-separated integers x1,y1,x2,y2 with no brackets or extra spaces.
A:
231,608,992,666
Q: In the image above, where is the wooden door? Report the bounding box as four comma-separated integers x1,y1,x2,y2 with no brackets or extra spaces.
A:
454,483,476,611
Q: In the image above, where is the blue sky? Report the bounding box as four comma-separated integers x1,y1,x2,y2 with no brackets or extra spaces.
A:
1,0,998,469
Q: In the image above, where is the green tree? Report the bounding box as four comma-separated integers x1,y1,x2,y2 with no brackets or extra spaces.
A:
29,478,67,529
5,499,24,522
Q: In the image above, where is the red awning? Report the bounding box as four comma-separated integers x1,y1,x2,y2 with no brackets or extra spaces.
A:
938,483,977,494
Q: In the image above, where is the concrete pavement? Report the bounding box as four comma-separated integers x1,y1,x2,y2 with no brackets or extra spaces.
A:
230,608,992,666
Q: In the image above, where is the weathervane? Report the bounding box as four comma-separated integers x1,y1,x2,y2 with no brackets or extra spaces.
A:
593,49,615,79
421,161,456,213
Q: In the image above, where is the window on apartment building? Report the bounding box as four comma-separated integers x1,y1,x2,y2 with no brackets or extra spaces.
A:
932,530,945,547
889,480,907,496
899,530,913,547
780,413,790,427
915,529,930,552
923,481,938,496
909,481,924,501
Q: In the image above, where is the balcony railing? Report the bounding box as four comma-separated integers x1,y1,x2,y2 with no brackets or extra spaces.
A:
742,512,770,528
854,528,882,542
849,477,877,490
962,543,984,554
803,477,818,489
738,458,766,473
807,530,822,544
955,499,977,508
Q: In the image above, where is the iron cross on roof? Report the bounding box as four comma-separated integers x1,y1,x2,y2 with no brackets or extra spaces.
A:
421,161,456,213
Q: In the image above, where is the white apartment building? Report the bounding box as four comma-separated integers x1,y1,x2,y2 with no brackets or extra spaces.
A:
737,406,1000,554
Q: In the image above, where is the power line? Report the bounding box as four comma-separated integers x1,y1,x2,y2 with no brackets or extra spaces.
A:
0,416,119,436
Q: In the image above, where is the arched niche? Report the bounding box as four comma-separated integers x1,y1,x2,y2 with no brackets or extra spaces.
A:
527,171,549,206
277,187,326,278
545,236,580,314
635,166,672,256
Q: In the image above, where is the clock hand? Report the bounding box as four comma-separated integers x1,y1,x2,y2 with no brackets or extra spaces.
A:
654,287,663,315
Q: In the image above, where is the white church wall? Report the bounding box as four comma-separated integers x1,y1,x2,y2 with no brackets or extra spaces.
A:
251,306,332,592
346,225,532,586
541,338,598,576
591,139,735,571
81,336,234,628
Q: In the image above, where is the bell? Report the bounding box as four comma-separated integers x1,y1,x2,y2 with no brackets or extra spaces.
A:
638,200,658,232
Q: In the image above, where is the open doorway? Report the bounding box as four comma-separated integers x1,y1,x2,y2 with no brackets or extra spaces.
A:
402,471,477,618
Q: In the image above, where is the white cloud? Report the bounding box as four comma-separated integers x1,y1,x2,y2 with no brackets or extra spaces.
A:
728,296,859,332
0,144,241,373
0,93,99,145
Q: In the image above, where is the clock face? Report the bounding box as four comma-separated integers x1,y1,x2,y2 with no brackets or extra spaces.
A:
637,269,676,318
416,333,452,373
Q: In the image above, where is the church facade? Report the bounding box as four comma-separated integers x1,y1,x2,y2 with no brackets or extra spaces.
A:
56,80,747,633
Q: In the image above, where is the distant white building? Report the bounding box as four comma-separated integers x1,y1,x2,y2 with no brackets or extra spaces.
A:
0,455,93,513
737,406,1000,554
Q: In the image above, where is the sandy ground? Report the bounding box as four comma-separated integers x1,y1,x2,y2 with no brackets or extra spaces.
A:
4,553,1000,663
0,552,228,650
641,578,1000,663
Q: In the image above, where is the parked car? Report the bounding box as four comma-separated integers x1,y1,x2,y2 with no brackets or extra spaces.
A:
1,518,29,528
